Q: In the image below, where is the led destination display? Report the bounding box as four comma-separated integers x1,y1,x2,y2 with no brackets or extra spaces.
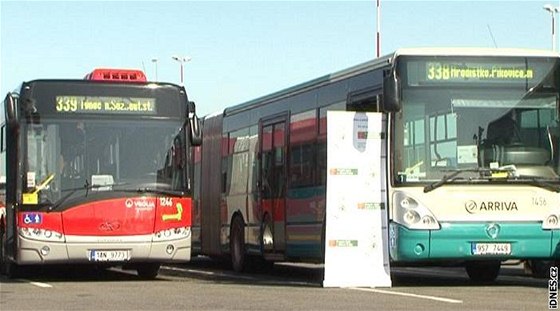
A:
55,96,157,114
404,57,553,87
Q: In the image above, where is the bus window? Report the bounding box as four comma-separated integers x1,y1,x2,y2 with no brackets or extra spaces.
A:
429,112,457,167
347,89,380,112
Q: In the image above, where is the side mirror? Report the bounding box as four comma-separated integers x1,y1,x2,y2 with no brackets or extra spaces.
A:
186,101,202,146
187,101,196,113
5,93,18,126
189,113,202,146
382,71,401,112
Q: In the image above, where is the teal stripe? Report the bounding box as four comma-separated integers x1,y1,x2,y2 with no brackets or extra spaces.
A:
390,222,559,261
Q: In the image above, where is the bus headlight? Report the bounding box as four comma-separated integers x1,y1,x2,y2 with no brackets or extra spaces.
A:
153,227,191,242
19,227,65,242
422,215,437,226
404,210,420,224
543,215,560,229
394,191,440,230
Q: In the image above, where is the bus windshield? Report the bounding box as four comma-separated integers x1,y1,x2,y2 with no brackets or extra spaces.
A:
25,118,188,204
394,55,560,184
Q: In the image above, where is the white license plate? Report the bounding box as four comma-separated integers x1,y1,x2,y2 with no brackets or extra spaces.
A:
88,249,131,262
471,243,511,255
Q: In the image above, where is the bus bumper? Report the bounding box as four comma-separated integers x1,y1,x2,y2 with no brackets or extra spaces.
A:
15,235,191,265
389,222,560,261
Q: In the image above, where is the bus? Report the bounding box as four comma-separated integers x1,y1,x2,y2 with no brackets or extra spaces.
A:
0,68,202,279
192,48,560,282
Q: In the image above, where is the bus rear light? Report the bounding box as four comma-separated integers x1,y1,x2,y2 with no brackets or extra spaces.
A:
153,226,191,242
19,227,64,242
543,215,560,229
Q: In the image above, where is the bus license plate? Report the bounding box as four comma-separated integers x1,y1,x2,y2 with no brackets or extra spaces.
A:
471,243,511,255
88,249,131,262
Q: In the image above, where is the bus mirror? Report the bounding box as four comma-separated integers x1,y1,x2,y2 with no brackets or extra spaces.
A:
187,101,196,113
382,71,401,112
5,93,18,126
189,112,202,146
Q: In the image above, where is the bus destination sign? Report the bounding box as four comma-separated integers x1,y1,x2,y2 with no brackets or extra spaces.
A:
425,62,535,83
55,96,156,115
405,59,547,87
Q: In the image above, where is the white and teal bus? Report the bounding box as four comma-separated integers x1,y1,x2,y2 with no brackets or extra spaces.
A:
193,48,560,282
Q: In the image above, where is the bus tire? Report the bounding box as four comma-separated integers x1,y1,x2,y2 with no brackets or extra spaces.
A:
230,216,246,273
528,260,553,278
465,260,501,283
136,263,160,279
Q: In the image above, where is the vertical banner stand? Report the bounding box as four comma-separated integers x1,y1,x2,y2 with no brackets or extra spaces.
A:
323,111,392,288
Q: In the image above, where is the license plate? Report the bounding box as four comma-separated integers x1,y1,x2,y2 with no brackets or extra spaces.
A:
88,249,131,262
471,243,511,255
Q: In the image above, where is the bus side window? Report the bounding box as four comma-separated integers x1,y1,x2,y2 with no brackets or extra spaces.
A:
347,89,380,112
1,124,5,152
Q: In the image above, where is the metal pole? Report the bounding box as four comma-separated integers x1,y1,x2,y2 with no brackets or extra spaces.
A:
376,0,381,58
544,5,559,51
553,12,557,51
151,58,158,82
180,62,184,85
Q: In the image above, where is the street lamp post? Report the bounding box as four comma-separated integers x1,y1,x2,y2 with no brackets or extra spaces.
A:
171,55,192,85
151,58,158,82
544,4,559,52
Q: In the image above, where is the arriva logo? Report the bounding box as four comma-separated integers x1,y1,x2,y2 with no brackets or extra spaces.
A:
465,200,519,214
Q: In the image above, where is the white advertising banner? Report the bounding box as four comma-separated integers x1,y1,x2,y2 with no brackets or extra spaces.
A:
323,111,391,288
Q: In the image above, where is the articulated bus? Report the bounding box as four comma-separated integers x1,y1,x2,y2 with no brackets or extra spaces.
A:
193,48,560,282
0,68,202,279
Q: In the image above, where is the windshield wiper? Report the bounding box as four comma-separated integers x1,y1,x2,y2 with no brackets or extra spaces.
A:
47,183,184,212
48,181,106,212
108,182,185,197
133,187,185,197
423,168,489,193
521,177,560,193
424,165,560,193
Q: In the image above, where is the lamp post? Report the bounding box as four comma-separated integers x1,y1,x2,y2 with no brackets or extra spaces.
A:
544,4,559,51
151,58,158,81
376,0,381,58
171,55,192,85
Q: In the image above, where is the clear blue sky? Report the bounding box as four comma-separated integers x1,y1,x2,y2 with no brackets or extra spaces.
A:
1,0,560,116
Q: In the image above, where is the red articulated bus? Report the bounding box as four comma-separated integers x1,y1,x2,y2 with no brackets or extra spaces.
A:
0,68,202,278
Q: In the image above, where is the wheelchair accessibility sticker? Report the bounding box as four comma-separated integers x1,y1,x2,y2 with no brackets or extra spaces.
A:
23,213,43,224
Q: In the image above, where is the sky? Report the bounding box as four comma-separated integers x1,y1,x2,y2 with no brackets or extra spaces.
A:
2,0,560,117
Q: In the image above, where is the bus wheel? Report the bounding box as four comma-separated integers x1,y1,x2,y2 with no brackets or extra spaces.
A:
136,263,160,279
527,260,553,278
465,260,501,283
230,216,246,273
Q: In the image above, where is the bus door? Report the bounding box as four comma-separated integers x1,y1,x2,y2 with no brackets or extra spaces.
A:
259,116,287,257
2,94,18,264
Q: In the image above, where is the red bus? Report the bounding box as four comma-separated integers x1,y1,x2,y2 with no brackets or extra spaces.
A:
0,68,202,278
